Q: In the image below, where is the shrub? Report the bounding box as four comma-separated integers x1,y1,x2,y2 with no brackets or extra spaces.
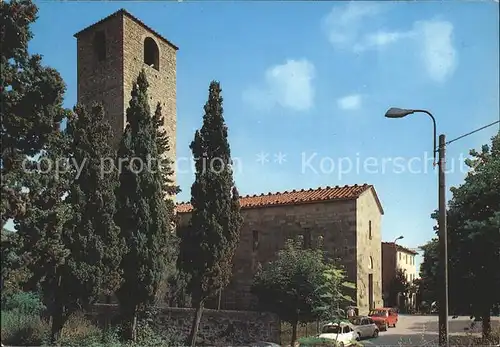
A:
56,312,108,347
297,336,338,347
1,291,45,315
1,310,50,346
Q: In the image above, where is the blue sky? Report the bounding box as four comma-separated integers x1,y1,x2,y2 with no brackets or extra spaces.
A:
15,0,500,268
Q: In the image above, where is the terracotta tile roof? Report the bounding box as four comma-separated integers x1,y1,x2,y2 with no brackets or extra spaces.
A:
74,9,179,51
176,183,383,214
382,242,419,255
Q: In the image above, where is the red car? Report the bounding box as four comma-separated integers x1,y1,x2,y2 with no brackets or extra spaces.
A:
368,308,398,331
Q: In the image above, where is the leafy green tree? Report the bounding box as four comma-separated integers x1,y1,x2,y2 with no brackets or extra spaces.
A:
313,267,355,323
445,133,500,338
251,239,328,345
417,238,438,311
178,81,243,347
425,134,499,338
1,228,31,302
1,0,67,228
115,71,177,341
14,127,72,343
388,268,410,310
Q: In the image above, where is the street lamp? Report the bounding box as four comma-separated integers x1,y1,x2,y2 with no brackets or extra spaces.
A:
394,235,404,243
385,107,449,347
385,108,437,165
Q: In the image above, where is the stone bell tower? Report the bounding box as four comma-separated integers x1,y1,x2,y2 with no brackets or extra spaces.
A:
74,9,177,183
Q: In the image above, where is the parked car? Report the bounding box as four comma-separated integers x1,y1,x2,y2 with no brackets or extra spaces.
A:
349,316,379,339
368,307,398,331
318,321,357,347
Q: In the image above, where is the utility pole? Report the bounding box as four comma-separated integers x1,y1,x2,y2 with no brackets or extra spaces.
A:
438,134,449,347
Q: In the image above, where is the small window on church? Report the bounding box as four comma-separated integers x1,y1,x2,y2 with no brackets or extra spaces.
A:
144,37,159,70
93,31,106,62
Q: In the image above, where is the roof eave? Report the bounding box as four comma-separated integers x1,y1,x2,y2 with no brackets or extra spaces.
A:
73,8,179,51
175,195,364,214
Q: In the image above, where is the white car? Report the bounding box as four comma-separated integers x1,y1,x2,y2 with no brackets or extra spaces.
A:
318,322,357,347
349,316,379,339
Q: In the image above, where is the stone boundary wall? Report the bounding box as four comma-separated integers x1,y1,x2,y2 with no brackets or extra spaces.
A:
88,304,280,346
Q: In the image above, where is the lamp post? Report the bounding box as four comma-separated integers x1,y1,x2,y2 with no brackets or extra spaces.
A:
394,235,404,270
385,107,449,347
394,235,404,267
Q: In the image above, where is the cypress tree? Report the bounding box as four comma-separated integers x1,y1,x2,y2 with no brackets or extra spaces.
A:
152,102,180,196
178,81,243,346
16,103,125,342
63,103,125,312
115,71,176,341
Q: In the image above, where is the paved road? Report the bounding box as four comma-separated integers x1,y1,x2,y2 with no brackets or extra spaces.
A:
359,315,500,346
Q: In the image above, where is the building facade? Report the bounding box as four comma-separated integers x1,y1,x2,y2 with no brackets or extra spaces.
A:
177,184,384,315
381,242,418,307
74,9,178,182
74,10,385,315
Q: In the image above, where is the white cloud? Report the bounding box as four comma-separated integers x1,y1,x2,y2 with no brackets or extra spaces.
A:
415,20,457,83
322,3,458,82
243,59,315,112
354,30,416,52
322,2,384,49
337,94,362,110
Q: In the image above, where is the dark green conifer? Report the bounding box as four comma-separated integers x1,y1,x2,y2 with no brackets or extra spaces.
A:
115,71,176,341
178,81,243,346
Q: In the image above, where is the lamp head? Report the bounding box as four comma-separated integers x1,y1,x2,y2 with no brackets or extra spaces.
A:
385,108,415,119
395,235,404,241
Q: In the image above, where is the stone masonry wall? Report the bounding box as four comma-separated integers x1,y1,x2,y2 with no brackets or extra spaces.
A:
177,199,361,311
122,16,177,185
355,188,383,315
76,14,124,149
89,304,280,346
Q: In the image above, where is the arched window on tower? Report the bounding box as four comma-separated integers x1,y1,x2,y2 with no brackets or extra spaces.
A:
369,256,374,270
93,31,106,62
144,37,159,70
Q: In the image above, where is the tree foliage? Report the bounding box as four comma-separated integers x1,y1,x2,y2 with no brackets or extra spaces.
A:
178,81,243,346
423,133,500,337
14,124,72,342
387,268,410,310
417,238,438,309
1,228,31,302
0,0,67,228
447,133,500,336
115,70,177,341
152,102,180,196
313,267,355,323
63,103,125,302
251,239,352,345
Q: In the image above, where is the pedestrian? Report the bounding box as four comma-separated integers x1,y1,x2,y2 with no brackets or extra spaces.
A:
347,306,355,318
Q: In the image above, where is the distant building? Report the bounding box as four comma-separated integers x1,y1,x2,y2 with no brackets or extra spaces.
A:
381,242,418,308
177,184,384,315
